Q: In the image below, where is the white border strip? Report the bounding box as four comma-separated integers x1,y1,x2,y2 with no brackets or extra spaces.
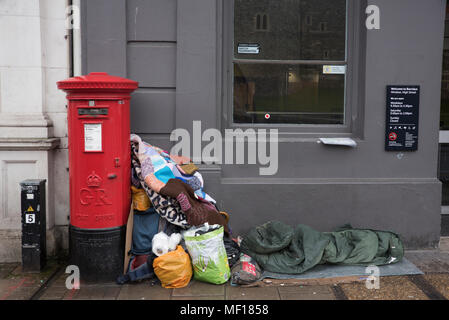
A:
73,0,82,76
439,131,449,144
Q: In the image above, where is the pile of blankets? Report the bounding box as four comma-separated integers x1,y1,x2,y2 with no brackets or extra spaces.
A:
130,134,228,233
130,135,405,278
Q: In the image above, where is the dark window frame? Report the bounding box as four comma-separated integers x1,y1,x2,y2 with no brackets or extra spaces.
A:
320,21,328,32
262,14,268,30
255,13,261,30
255,13,269,31
306,15,312,26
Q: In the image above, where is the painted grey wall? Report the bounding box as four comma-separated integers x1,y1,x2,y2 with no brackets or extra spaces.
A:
81,0,445,248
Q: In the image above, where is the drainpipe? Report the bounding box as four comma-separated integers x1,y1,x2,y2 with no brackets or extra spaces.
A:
72,0,82,76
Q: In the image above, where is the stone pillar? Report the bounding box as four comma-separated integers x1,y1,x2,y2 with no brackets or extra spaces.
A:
0,0,70,261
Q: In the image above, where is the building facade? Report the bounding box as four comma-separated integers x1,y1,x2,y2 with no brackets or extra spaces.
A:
0,0,446,261
0,0,71,261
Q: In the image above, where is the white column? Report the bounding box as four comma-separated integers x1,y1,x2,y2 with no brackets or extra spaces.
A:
0,0,70,262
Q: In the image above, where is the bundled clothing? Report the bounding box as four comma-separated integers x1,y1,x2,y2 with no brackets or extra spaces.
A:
130,134,228,232
131,134,215,202
159,179,229,234
120,134,231,285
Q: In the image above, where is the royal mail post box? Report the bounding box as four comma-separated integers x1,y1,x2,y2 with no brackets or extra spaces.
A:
57,72,138,282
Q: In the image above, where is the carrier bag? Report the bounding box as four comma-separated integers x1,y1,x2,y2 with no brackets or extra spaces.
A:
153,245,193,289
131,185,152,211
223,235,240,268
231,253,263,286
183,223,231,284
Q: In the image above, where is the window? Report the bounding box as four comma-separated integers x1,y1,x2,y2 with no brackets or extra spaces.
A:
255,13,269,31
232,0,349,125
320,22,328,32
306,15,312,26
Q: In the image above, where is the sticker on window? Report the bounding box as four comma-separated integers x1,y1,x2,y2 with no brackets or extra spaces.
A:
323,65,346,74
84,123,102,152
238,43,260,54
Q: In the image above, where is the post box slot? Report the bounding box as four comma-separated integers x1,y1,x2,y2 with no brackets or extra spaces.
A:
78,107,109,117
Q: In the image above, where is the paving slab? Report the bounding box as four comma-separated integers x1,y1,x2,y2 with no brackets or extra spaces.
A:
405,250,449,273
48,271,71,288
172,295,225,300
339,276,429,300
30,266,123,300
0,278,42,300
278,285,335,300
226,285,280,300
103,286,122,300
117,282,172,300
38,285,70,300
172,280,225,297
0,263,18,279
0,260,60,300
423,274,449,299
64,285,120,300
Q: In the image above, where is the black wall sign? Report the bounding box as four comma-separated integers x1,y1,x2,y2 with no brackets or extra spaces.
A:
385,85,420,151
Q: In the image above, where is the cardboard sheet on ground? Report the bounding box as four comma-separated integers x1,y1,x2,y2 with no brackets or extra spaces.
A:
260,257,423,281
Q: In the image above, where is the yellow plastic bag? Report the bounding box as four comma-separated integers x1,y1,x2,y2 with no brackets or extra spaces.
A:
153,245,193,289
131,186,152,211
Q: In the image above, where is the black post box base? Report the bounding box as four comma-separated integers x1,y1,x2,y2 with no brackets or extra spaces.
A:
69,225,126,283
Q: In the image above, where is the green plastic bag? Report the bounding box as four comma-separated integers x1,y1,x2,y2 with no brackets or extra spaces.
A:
183,224,230,284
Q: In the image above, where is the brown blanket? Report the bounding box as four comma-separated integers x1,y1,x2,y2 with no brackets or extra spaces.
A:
159,179,229,234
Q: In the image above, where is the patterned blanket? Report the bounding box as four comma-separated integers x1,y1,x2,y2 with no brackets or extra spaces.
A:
130,134,215,228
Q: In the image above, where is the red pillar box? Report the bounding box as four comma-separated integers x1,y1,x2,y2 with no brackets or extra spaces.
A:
57,72,138,282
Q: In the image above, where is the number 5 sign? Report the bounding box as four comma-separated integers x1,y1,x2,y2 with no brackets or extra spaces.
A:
25,213,36,224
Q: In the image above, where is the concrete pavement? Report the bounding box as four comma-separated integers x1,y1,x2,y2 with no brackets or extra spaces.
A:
0,238,447,301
